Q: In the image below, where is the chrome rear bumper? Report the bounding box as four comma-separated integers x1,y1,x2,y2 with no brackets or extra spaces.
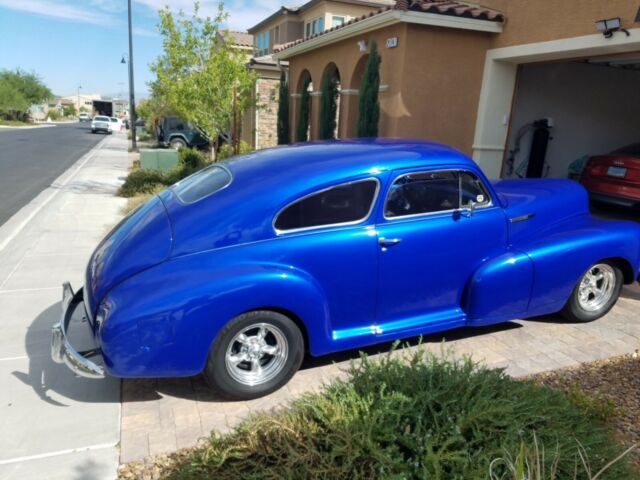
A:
51,282,105,379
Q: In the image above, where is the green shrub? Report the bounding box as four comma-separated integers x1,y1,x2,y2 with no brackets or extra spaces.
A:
118,169,166,197
119,148,212,197
165,350,633,480
217,141,252,160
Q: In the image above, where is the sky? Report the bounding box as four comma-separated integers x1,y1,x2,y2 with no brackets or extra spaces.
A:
0,0,282,97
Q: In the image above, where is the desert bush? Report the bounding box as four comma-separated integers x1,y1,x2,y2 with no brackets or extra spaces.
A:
118,169,166,197
164,350,633,480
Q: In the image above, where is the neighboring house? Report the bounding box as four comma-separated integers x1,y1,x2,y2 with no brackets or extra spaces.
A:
240,0,393,150
61,93,102,114
274,0,640,181
247,0,394,56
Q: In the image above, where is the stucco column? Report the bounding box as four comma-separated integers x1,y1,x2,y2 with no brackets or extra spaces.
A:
339,89,359,139
309,91,322,141
289,93,300,143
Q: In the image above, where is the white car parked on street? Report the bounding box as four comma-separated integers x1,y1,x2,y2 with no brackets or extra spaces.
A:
91,116,111,134
108,117,123,133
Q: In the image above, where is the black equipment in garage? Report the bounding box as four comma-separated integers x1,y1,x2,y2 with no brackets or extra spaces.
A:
525,118,553,178
506,117,553,178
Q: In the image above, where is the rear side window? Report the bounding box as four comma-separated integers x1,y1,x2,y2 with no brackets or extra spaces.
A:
460,172,491,208
172,165,232,204
275,179,379,232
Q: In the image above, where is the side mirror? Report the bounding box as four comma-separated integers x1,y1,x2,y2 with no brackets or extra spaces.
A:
460,200,476,218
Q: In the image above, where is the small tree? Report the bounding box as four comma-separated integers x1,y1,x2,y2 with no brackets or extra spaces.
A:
63,104,77,117
0,69,52,121
277,70,290,145
356,40,381,138
318,72,338,140
150,3,257,159
296,77,311,142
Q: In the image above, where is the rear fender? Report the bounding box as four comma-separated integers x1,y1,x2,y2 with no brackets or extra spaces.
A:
99,259,329,377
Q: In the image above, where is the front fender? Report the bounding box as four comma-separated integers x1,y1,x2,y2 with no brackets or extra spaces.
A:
99,255,329,378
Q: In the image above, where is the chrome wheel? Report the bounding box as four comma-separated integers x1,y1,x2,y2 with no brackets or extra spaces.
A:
224,323,288,386
577,264,616,312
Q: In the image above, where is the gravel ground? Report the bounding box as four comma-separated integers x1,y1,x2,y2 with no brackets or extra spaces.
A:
117,353,640,479
531,351,640,468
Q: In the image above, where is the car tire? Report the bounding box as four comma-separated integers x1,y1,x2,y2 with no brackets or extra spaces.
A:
561,261,623,322
204,310,304,400
91,129,96,134
169,138,187,150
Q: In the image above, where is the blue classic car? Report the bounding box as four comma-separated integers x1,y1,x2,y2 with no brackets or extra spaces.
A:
52,140,640,399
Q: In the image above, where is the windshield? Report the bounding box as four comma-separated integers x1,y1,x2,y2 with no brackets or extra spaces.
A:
172,165,232,204
611,142,640,156
94,116,109,122
110,118,118,122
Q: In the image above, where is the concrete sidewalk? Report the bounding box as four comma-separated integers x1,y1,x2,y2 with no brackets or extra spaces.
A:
0,134,129,479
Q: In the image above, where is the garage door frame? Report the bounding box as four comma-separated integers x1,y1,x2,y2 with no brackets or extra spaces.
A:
472,28,640,179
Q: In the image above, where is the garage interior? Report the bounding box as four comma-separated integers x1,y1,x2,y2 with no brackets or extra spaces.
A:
504,54,640,184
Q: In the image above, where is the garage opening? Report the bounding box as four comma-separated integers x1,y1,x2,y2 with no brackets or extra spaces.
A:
504,54,640,182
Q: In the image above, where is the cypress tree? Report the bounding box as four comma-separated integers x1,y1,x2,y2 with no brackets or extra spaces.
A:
318,72,338,140
356,40,381,138
296,77,311,142
277,70,290,144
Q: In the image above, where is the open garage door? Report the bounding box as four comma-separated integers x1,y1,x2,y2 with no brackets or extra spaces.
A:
504,55,640,181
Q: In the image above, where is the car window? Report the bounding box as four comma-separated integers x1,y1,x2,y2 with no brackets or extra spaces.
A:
384,170,491,218
275,179,378,232
172,165,232,204
110,118,118,122
385,171,459,218
460,171,491,208
611,142,640,156
95,116,109,121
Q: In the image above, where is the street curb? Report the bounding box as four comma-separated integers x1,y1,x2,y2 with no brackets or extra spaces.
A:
0,136,109,254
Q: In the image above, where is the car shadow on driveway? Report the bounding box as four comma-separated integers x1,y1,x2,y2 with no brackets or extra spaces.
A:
120,321,524,404
12,301,120,406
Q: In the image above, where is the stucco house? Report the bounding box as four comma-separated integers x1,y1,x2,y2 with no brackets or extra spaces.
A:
273,0,640,180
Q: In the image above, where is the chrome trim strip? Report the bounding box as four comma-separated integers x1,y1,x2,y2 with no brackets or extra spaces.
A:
273,177,381,235
383,168,494,221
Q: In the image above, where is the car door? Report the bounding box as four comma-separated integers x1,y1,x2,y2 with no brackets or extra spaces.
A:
272,177,382,352
375,168,508,337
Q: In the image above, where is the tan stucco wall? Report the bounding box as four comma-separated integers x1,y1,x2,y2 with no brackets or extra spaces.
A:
287,22,495,151
483,0,640,48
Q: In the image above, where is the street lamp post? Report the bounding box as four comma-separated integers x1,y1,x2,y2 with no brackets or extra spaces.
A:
126,0,137,150
77,85,82,115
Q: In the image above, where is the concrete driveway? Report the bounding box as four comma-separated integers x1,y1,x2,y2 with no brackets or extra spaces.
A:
0,134,128,479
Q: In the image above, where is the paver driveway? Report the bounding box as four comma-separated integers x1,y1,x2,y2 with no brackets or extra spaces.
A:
120,282,640,463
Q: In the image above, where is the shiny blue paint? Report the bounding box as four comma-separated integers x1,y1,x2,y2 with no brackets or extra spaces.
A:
82,140,640,378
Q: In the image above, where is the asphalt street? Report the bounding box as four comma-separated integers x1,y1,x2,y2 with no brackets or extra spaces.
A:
0,122,106,226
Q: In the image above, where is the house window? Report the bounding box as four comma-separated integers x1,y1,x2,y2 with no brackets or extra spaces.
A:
318,16,325,32
305,23,311,37
256,31,270,56
331,16,345,28
274,25,280,44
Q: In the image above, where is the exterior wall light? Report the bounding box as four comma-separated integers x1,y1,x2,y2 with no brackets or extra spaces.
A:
595,17,630,38
357,40,368,52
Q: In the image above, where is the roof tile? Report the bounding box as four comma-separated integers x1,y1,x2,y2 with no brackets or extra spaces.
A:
275,0,503,54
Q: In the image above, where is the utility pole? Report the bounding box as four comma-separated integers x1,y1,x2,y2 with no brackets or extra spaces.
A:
127,0,137,150
77,85,82,114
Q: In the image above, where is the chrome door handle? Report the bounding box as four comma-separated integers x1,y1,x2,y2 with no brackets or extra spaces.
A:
378,237,402,247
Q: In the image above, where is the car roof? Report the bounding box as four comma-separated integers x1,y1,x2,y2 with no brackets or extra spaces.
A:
223,139,476,187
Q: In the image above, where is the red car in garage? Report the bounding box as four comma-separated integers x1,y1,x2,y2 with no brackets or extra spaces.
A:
580,143,640,209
